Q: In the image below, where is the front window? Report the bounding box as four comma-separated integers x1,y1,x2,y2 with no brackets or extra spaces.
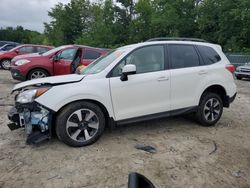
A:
80,49,125,75
111,45,165,77
57,48,77,60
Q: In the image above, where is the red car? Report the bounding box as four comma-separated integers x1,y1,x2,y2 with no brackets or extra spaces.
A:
0,44,53,70
10,45,110,81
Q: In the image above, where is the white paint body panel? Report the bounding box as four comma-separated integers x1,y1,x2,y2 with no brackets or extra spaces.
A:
13,40,237,122
110,70,170,120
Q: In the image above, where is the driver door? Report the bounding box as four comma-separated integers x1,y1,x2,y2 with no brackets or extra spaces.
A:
53,48,77,75
109,45,171,121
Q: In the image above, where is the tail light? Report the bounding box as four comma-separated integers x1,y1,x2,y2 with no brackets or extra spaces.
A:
226,64,235,73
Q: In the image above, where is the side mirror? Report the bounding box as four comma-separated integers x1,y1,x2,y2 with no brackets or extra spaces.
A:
15,49,19,54
120,64,136,81
128,173,155,188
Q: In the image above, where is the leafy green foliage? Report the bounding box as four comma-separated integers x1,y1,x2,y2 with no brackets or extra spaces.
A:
0,26,47,44
1,0,249,53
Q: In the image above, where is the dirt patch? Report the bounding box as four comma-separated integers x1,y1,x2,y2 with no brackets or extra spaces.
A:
0,70,249,188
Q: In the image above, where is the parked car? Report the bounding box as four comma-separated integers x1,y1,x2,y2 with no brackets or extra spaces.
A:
7,38,237,147
10,45,110,81
0,43,19,51
0,41,19,48
235,62,250,80
0,44,53,70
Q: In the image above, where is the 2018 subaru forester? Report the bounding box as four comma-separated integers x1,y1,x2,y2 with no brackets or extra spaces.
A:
7,38,237,147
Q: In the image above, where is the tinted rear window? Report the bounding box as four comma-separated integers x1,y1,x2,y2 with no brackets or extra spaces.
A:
169,44,200,69
83,50,101,59
197,45,221,65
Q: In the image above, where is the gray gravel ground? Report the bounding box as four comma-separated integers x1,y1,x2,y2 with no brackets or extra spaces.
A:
0,70,250,188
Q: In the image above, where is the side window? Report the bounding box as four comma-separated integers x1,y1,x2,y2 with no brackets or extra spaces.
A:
58,48,76,60
197,45,221,65
111,45,165,76
19,46,34,53
37,47,50,54
169,44,200,69
83,50,101,59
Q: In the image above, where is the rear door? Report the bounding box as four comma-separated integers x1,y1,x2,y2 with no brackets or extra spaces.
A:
53,48,77,75
169,44,207,110
82,49,102,66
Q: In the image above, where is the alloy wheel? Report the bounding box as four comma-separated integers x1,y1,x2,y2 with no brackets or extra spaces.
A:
203,98,221,122
30,71,47,79
1,60,11,70
66,109,99,142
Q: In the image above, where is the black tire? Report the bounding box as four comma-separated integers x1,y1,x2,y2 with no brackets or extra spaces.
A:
27,68,49,80
195,92,223,126
56,101,105,147
236,76,242,80
0,59,11,70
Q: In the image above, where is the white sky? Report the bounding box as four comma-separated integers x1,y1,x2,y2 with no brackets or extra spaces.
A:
0,0,71,33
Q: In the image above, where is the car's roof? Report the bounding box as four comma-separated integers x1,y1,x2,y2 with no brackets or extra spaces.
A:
118,40,221,51
18,44,54,48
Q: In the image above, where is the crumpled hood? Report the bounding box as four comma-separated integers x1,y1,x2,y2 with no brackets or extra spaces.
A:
13,74,85,91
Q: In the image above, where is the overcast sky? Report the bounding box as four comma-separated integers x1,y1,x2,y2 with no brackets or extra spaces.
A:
0,0,70,33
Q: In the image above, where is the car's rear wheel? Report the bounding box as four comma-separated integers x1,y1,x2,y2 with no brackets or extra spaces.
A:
195,92,223,126
56,101,105,147
236,76,242,80
28,69,49,80
0,59,11,70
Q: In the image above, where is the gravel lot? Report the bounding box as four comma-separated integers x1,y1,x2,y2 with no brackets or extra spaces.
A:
0,70,250,188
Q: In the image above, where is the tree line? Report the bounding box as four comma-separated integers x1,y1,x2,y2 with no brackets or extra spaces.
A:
0,26,47,44
1,0,250,53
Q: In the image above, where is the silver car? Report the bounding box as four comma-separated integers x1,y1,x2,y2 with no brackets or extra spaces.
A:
235,62,250,80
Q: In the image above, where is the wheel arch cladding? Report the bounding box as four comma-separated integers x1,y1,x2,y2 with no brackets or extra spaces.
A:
200,85,227,107
55,99,110,127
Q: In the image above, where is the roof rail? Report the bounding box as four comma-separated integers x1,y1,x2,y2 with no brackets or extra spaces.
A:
146,37,207,43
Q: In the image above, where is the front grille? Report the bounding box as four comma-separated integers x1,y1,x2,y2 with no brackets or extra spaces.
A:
240,68,250,73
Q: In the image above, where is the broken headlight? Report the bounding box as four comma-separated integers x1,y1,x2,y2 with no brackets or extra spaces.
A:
16,87,50,104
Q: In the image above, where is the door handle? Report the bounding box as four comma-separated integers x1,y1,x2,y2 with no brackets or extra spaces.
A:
198,70,208,75
157,76,169,81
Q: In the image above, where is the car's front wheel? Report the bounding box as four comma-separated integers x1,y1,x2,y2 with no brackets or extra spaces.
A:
195,92,223,126
56,101,105,147
28,69,49,80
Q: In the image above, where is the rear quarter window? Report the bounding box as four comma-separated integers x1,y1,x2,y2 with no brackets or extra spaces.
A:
197,45,221,65
83,50,101,59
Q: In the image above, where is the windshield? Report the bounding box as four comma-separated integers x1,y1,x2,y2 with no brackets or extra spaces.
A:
42,46,69,56
80,49,125,75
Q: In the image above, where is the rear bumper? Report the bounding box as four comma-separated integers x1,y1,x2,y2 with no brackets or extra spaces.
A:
10,68,26,81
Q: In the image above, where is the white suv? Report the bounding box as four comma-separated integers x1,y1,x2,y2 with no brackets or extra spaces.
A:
8,39,237,147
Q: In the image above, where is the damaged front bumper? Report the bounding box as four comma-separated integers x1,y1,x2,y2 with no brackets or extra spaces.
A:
8,102,53,144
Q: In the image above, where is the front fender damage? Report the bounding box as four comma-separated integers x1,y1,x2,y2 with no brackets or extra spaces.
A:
7,101,53,144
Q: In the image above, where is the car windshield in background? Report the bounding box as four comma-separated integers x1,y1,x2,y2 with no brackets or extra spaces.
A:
42,46,68,56
80,49,125,75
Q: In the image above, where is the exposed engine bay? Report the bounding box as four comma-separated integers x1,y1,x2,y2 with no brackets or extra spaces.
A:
8,101,52,144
